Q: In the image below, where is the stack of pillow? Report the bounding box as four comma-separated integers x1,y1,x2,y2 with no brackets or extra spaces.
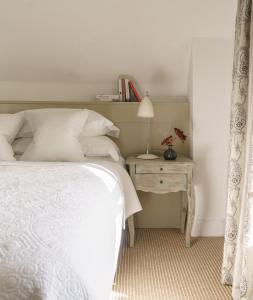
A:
0,109,121,162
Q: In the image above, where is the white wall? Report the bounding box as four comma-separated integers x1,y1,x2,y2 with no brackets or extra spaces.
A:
190,38,234,236
0,1,237,234
0,0,236,100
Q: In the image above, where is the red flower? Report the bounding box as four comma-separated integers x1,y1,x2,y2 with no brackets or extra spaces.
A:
174,128,187,143
161,135,175,146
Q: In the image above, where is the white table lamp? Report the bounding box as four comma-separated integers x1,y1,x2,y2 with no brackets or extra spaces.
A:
137,93,159,159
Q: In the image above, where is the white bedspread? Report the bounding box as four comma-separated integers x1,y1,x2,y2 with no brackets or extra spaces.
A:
0,161,141,300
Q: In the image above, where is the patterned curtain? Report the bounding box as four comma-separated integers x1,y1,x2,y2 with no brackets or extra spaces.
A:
222,0,253,299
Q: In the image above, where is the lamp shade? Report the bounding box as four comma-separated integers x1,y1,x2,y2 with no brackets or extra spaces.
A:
137,95,154,118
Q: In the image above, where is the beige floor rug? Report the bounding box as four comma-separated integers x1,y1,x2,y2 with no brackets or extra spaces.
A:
112,229,232,300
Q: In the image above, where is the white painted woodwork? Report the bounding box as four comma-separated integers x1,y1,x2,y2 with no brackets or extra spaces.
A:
126,156,195,247
180,193,187,234
136,164,188,174
135,174,186,193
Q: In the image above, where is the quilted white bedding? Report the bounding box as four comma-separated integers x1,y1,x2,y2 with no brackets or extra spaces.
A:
0,160,141,300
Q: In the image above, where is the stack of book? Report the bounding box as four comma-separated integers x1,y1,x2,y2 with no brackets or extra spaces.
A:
96,76,142,102
118,77,141,102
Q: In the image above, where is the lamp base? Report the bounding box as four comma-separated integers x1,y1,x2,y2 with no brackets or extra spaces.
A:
137,153,160,160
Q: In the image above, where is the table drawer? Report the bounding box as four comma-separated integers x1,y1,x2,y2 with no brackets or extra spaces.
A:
135,174,187,193
136,164,187,174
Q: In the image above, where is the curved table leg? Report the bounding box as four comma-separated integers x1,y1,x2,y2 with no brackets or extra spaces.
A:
185,167,195,247
180,192,187,234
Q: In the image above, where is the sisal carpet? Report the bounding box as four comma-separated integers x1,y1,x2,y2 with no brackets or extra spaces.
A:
112,229,232,300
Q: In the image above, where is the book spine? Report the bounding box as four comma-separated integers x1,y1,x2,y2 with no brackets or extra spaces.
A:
125,79,130,102
119,79,123,101
129,81,141,102
121,78,126,102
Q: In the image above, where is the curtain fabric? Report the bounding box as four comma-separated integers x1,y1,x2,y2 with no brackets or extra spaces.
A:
222,0,253,299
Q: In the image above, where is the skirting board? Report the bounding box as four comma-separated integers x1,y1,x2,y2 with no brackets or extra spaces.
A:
192,217,225,237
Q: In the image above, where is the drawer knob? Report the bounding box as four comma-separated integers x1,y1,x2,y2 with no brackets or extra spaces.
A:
160,167,163,171
160,180,163,184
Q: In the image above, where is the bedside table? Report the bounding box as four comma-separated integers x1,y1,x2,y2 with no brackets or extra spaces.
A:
126,156,195,248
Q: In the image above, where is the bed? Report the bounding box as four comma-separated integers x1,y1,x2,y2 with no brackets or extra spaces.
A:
0,106,142,300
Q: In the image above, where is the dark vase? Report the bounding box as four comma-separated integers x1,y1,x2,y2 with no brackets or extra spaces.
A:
163,145,177,160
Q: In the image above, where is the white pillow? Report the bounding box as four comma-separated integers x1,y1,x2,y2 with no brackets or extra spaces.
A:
82,110,120,138
80,136,120,161
17,109,80,138
13,136,121,161
21,110,88,162
0,113,24,143
17,109,120,138
0,135,16,161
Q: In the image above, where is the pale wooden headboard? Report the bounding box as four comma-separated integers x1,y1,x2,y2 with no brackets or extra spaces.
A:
0,101,189,157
